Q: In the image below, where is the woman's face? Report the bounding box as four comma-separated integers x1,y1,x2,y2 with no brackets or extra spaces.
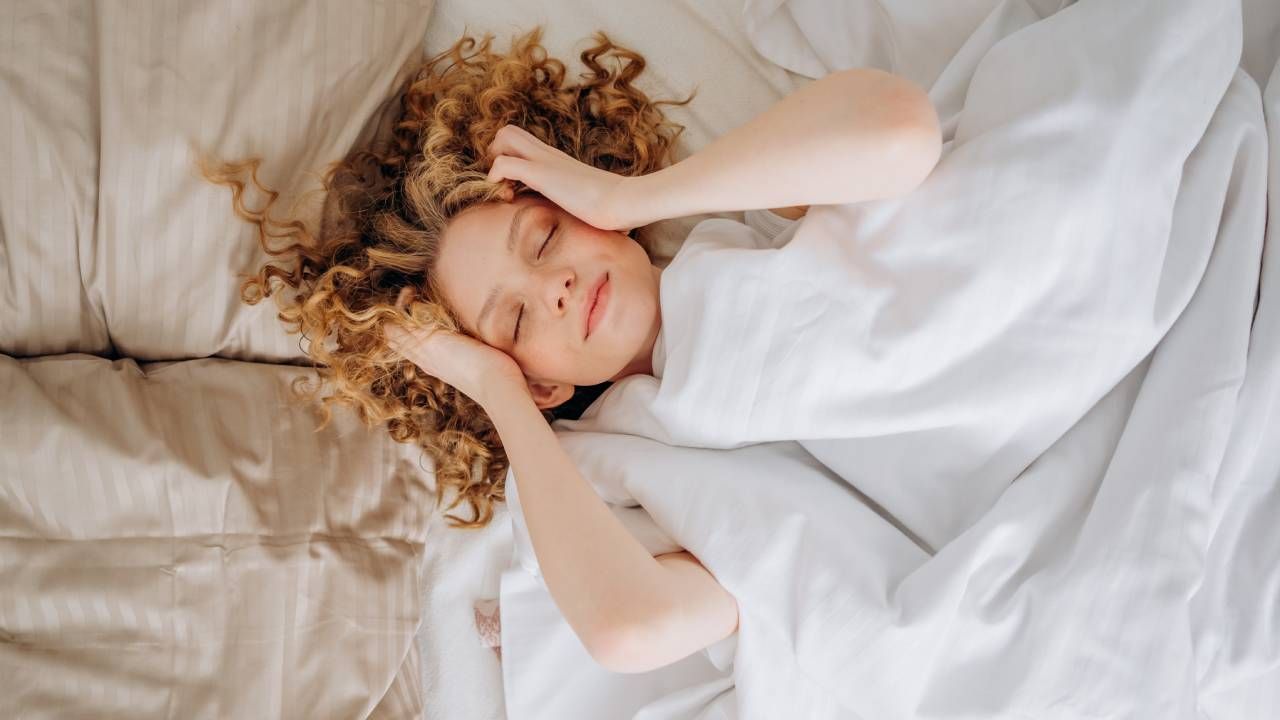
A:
432,195,661,404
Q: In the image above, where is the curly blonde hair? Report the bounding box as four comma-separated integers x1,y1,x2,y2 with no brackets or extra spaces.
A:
200,29,691,529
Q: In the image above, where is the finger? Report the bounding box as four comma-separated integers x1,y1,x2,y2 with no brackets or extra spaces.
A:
389,320,442,348
509,124,552,149
488,125,532,161
394,287,414,312
384,324,406,350
385,322,422,348
486,155,535,187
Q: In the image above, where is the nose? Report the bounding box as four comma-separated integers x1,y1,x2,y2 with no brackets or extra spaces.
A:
544,268,574,317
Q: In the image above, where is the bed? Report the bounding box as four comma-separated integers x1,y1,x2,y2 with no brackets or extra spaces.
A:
0,1,800,717
2,0,1279,718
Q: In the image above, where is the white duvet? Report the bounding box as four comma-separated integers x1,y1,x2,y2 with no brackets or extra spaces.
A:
499,0,1280,717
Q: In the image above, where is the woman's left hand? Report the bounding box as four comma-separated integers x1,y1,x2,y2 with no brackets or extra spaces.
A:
485,124,640,231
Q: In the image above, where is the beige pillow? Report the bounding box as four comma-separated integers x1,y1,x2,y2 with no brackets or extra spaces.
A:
0,3,107,357
0,0,435,363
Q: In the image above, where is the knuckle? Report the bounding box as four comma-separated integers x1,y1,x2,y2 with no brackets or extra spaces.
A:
493,155,524,178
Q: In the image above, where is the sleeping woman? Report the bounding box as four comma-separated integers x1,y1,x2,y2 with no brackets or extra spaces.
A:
203,29,941,674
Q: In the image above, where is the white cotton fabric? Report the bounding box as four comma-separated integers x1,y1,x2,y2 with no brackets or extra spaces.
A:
498,0,1280,718
560,0,1243,552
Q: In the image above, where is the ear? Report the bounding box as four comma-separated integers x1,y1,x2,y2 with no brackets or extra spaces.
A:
527,378,575,411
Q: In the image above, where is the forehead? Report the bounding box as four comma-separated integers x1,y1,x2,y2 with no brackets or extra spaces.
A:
444,195,551,255
435,196,545,336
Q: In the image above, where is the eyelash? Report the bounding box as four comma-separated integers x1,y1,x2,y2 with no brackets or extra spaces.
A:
513,223,557,343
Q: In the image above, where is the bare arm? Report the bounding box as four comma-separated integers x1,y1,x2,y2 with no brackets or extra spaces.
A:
623,67,941,225
482,381,739,673
484,68,936,232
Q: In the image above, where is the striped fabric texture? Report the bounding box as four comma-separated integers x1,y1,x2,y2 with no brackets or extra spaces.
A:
1,1,435,718
0,355,434,718
1,0,431,364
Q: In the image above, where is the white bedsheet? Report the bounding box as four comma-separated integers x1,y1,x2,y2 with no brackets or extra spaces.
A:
500,0,1280,718
1190,52,1280,716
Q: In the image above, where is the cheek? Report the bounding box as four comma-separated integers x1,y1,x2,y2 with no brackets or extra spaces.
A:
514,336,567,379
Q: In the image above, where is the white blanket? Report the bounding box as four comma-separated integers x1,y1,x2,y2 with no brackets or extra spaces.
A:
562,0,1244,550
500,0,1280,717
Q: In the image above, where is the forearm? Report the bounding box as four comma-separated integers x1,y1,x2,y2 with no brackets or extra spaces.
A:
481,382,722,667
624,68,941,224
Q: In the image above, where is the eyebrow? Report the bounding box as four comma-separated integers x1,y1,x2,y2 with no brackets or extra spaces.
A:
476,203,534,339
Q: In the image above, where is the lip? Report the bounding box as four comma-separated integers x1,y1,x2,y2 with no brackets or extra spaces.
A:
584,272,610,340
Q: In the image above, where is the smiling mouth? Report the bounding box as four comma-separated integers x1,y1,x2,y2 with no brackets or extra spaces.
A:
585,272,608,340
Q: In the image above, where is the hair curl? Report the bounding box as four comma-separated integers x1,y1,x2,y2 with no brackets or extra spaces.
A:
199,28,691,529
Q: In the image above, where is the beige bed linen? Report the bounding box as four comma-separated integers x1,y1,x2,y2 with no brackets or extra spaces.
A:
0,354,432,718
0,1,110,358
1,0,434,365
0,3,437,713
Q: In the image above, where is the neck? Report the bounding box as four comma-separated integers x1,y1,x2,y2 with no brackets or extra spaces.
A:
610,263,663,381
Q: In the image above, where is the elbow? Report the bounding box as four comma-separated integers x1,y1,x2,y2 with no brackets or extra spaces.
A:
584,619,664,674
583,614,655,671
881,78,943,196
875,78,947,197
584,607,738,675
837,68,943,199
892,108,943,195
579,555,740,674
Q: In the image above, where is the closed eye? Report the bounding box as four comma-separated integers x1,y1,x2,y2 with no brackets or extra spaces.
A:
515,224,557,343
537,223,556,258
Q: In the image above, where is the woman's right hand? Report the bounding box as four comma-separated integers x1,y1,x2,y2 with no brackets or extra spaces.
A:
386,288,526,406
485,124,643,231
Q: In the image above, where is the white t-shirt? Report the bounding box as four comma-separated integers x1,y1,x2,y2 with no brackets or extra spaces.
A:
553,207,804,445
510,208,802,577
649,208,801,375
497,212,797,719
651,208,803,377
